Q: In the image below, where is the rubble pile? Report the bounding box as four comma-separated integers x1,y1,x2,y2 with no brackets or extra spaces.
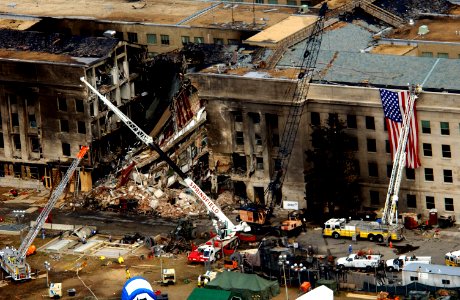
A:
375,0,453,19
85,180,236,219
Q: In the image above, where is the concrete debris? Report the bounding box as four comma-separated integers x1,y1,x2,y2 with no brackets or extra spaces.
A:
375,0,453,20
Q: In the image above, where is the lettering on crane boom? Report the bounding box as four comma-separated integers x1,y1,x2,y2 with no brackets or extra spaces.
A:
186,179,220,215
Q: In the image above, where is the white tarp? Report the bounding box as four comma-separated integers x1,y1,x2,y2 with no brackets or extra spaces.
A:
296,285,333,300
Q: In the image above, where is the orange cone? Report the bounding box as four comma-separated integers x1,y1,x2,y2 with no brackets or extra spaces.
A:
389,241,393,248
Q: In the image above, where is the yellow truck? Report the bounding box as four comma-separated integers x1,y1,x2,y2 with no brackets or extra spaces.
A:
323,218,403,243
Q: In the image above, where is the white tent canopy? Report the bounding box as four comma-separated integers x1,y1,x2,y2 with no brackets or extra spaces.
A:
296,285,333,300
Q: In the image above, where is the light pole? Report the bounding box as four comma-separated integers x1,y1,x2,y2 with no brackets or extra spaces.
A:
44,261,51,287
278,254,289,300
291,263,307,287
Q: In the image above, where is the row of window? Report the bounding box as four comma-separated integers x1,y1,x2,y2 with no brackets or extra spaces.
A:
59,119,86,134
370,190,454,211
57,96,85,113
129,32,240,47
365,161,453,183
312,112,457,136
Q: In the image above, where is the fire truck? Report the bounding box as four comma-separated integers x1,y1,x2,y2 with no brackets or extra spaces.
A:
187,235,239,263
323,218,403,242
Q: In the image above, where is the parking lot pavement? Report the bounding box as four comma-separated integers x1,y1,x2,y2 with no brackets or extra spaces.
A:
296,225,460,265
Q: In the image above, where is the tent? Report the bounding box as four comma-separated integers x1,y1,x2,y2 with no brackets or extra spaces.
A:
121,276,156,300
296,285,333,300
205,271,280,300
187,287,233,300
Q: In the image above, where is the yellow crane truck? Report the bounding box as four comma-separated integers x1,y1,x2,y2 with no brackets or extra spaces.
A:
323,218,403,243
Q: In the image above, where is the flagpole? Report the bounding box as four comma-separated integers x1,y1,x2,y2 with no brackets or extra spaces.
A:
382,85,420,226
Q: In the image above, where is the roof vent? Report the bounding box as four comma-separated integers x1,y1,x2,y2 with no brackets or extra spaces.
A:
299,5,309,14
418,25,429,35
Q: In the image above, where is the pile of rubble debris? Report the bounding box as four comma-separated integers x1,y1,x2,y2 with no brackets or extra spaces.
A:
84,178,235,219
375,0,453,20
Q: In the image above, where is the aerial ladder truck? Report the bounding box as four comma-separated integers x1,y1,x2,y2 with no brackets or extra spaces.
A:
79,77,251,239
0,146,89,281
238,4,328,232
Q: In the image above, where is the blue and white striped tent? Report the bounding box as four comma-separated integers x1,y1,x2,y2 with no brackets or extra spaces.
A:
121,276,156,300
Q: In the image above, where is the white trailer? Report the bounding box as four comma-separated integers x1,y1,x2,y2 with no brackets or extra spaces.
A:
336,254,382,271
386,255,431,272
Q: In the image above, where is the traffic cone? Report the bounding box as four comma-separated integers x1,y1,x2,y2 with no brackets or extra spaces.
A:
389,241,393,248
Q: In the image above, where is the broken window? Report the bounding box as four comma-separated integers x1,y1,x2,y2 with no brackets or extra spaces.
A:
11,113,19,127
232,153,247,174
228,39,239,45
13,135,21,150
407,194,416,208
236,131,244,145
370,190,379,205
248,112,260,123
255,134,262,146
254,186,264,204
77,121,86,134
161,35,170,45
214,38,224,45
58,95,67,111
256,157,264,170
75,99,84,113
30,137,40,153
194,36,204,44
60,119,69,132
62,142,71,156
147,34,157,44
311,112,320,126
181,36,190,45
233,111,243,122
368,162,378,177
0,134,3,148
272,134,279,147
8,94,17,105
127,32,138,43
29,114,37,128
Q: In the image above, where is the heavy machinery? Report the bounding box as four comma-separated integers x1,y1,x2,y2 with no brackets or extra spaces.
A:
238,3,328,232
0,146,89,281
80,77,251,239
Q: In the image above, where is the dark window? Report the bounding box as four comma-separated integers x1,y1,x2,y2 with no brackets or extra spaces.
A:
423,143,432,156
11,113,19,127
410,276,418,281
385,140,390,153
387,164,392,178
444,169,453,183
214,38,224,45
8,94,17,105
29,114,37,128
58,95,67,111
442,144,451,158
367,138,376,152
13,135,21,150
248,112,260,123
311,112,320,126
256,157,264,170
421,120,431,134
442,279,451,285
147,34,157,44
272,134,279,147
60,119,69,132
160,35,170,45
30,137,40,153
353,160,360,175
194,37,204,44
329,113,338,125
127,32,138,43
0,134,3,148
426,196,435,209
234,111,243,122
383,119,387,131
445,198,454,211
406,168,415,180
62,142,71,156
349,136,358,151
236,131,244,145
370,190,379,205
441,122,450,135
365,116,375,130
347,115,357,129
425,168,434,181
228,39,239,45
75,99,84,113
77,121,86,134
407,194,416,208
255,134,262,146
368,162,378,177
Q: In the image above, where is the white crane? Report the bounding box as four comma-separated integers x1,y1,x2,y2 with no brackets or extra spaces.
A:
80,77,250,238
0,146,89,280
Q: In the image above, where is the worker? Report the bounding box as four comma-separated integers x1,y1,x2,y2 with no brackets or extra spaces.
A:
41,228,46,240
125,267,131,280
348,244,353,255
108,235,112,243
118,255,124,264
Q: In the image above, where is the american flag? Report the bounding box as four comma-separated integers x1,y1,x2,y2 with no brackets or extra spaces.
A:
380,88,421,169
